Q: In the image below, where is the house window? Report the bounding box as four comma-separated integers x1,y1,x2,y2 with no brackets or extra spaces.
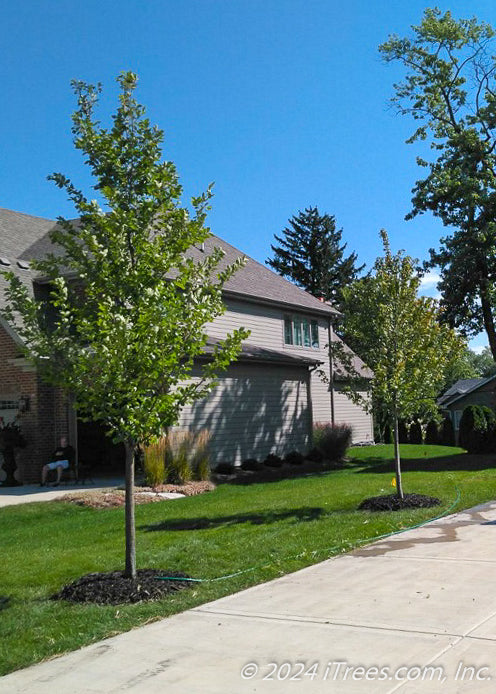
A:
284,316,320,349
284,317,293,345
311,320,319,348
293,317,303,346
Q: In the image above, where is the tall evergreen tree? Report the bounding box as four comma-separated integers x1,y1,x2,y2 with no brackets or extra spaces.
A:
267,206,364,310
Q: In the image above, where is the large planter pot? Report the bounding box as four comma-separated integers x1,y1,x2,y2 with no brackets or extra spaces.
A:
0,447,22,487
0,426,26,487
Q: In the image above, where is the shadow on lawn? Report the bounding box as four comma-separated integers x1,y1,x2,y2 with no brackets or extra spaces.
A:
354,453,496,474
142,506,327,532
215,461,343,486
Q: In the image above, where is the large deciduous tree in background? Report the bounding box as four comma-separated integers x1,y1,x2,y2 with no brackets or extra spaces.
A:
342,231,463,498
442,345,496,392
379,8,496,358
267,206,364,311
1,72,249,579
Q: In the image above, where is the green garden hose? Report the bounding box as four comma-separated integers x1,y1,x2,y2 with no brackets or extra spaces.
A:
156,486,462,584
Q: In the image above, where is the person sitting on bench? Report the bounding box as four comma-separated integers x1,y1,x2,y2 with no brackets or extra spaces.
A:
40,436,75,487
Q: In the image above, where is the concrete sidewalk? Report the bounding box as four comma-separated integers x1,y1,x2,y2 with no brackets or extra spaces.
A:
3,501,496,693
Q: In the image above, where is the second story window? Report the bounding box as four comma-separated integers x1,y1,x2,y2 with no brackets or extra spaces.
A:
284,315,319,349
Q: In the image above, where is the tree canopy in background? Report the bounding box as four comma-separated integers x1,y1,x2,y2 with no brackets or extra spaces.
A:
442,345,496,392
342,230,463,498
267,206,364,311
380,8,496,359
1,72,249,578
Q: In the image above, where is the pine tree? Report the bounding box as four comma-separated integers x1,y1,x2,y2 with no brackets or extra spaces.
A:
267,206,364,310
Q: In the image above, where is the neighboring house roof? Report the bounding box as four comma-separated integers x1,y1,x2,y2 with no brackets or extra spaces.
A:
439,376,495,408
438,378,483,405
0,207,339,318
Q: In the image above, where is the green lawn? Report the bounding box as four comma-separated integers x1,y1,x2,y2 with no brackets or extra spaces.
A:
2,443,496,675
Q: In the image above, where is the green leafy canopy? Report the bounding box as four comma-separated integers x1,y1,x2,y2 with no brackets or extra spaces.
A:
1,72,250,446
379,8,496,358
342,230,464,424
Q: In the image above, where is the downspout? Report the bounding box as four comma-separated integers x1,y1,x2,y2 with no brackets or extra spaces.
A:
328,318,335,425
307,363,318,448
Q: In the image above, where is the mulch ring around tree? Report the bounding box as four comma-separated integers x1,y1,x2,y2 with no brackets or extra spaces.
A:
358,493,441,512
51,569,193,605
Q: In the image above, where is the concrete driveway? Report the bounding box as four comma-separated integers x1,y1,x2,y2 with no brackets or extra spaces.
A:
0,479,125,507
2,500,496,693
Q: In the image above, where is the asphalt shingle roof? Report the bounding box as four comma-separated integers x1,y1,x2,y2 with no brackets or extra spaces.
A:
0,208,339,318
438,378,484,406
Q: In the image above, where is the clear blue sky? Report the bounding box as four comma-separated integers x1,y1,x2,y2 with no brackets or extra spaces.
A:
2,0,495,349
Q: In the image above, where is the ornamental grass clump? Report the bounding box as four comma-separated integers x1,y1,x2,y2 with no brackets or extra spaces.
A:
143,438,167,487
189,429,211,481
164,429,211,484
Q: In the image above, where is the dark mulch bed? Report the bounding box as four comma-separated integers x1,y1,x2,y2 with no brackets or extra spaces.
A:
51,569,193,605
358,493,441,512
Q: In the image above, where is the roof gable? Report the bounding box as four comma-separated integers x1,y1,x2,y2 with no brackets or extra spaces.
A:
440,375,496,408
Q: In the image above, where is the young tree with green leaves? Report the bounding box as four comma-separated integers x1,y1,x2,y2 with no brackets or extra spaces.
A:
267,206,363,310
342,231,463,498
379,8,496,358
1,72,249,579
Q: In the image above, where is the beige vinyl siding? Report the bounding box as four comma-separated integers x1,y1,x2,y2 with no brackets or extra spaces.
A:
310,362,374,443
207,297,374,445
333,387,374,442
176,362,310,464
207,298,287,349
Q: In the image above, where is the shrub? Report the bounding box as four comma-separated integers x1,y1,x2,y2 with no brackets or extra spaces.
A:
458,405,488,453
263,453,283,467
306,447,323,462
241,458,261,471
425,420,439,445
398,420,409,444
312,422,328,449
383,423,392,444
409,420,423,445
143,438,166,487
440,415,455,446
480,406,496,453
215,462,236,475
284,450,305,465
314,423,353,461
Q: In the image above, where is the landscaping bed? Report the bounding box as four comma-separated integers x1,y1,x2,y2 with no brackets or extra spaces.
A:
358,492,441,512
61,482,215,508
52,569,193,605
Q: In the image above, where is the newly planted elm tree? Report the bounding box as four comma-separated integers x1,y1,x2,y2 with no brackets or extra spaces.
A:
341,231,463,498
1,72,249,578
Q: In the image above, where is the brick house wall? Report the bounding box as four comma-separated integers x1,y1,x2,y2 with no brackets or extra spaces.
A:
0,324,70,484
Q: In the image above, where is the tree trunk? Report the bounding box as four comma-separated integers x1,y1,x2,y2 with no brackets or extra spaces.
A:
124,440,136,580
479,279,496,361
392,409,404,500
